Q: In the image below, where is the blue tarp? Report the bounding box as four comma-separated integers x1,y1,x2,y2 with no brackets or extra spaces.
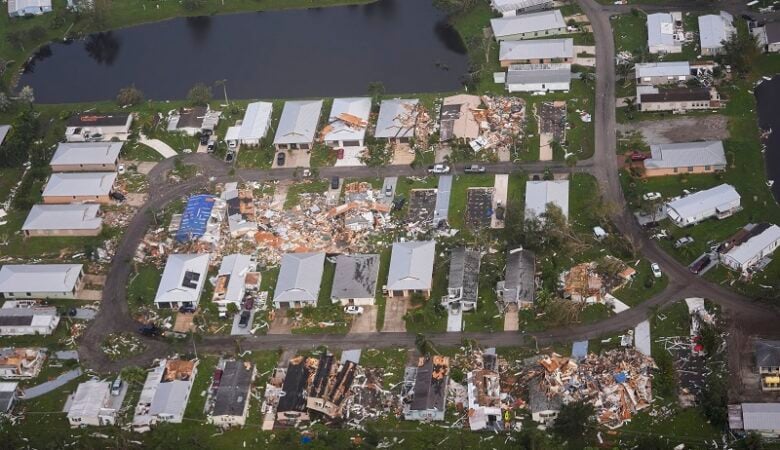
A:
176,195,216,242
614,372,627,383
572,340,589,360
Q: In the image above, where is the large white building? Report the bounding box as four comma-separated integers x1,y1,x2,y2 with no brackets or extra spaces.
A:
22,204,103,237
634,61,691,86
0,301,59,336
67,380,120,427
0,264,84,300
666,184,741,226
154,254,210,309
490,0,553,17
720,224,780,274
133,359,198,432
235,101,273,146
499,38,574,67
525,180,569,220
273,253,325,308
647,12,683,54
50,142,122,172
8,0,52,17
490,10,566,41
273,100,323,152
505,63,571,93
698,11,735,56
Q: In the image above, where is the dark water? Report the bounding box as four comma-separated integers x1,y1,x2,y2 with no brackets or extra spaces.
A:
755,75,780,203
19,0,468,103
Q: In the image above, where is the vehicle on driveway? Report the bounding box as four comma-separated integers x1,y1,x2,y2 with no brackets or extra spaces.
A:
427,164,451,174
689,255,711,274
276,152,286,166
117,164,126,175
331,176,340,189
650,262,662,278
238,310,251,328
344,305,364,315
138,323,161,336
674,236,694,248
630,151,648,161
643,192,662,201
110,191,126,202
199,131,211,146
385,185,394,197
179,305,196,314
464,164,486,173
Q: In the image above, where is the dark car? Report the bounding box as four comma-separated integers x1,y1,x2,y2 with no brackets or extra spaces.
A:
110,191,126,202
238,310,251,328
225,151,235,163
331,176,340,190
392,197,406,212
630,151,648,161
138,323,161,336
199,132,211,146
179,305,196,314
276,152,286,166
243,297,254,310
464,164,486,173
689,256,711,274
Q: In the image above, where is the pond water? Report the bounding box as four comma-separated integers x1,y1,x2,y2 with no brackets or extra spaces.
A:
19,0,469,103
755,75,780,203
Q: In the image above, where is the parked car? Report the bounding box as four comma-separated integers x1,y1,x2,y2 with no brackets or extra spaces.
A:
427,164,451,174
228,140,238,149
392,197,406,211
238,310,251,328
689,256,711,274
110,191,126,202
344,305,364,315
650,262,662,278
243,297,254,310
330,176,340,190
674,236,694,248
630,151,648,161
225,151,235,163
276,152,286,166
643,192,662,201
117,164,126,175
179,305,196,314
111,378,123,396
199,132,211,146
385,185,394,197
208,140,217,153
138,323,161,336
464,164,486,173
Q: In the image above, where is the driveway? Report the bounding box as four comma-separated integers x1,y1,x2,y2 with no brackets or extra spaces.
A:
268,311,294,334
349,306,377,333
272,150,310,168
504,304,519,331
492,174,508,229
334,147,366,167
380,177,398,206
138,136,177,159
446,307,463,332
382,298,408,332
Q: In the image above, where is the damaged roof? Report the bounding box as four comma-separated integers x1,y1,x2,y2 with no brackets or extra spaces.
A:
501,248,535,303
212,360,254,417
447,247,481,305
410,356,449,412
375,99,419,139
755,339,780,368
331,254,379,300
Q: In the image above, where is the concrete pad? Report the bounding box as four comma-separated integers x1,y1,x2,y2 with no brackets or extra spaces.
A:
607,294,630,314
349,306,377,333
382,298,408,332
391,143,415,165
380,177,398,206
634,320,651,356
83,274,106,285
446,307,463,332
574,45,596,55
77,289,103,301
138,137,177,159
230,310,255,335
268,312,294,334
272,150,310,168
74,308,96,320
325,179,342,206
539,132,554,161
492,174,508,229
334,147,367,167
574,56,596,67
504,304,519,331
173,312,195,333
271,180,292,210
435,144,452,163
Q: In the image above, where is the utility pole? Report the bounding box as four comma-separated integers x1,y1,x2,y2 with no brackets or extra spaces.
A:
216,79,229,106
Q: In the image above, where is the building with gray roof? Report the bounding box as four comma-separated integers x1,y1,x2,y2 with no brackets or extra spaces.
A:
133,359,198,432
442,248,481,311
643,141,726,176
208,360,255,428
213,254,257,312
699,12,734,56
403,356,450,421
647,12,683,54
0,382,17,414
0,264,84,299
8,0,51,17
50,142,122,172
330,254,379,306
375,99,419,142
0,301,59,336
525,180,569,220
154,254,210,309
387,241,435,297
721,224,780,275
273,253,326,308
237,102,273,145
0,125,11,147
666,183,740,226
22,204,103,237
754,339,780,391
491,0,553,16
496,248,536,308
273,100,323,150
529,381,562,424
505,63,571,93
635,61,691,85
490,9,566,41
740,403,780,436
323,97,371,148
499,38,574,67
42,172,117,204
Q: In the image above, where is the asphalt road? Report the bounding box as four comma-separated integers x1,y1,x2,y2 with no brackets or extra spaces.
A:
77,1,780,371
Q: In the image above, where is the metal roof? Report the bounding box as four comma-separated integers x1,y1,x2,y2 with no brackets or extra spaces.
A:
447,248,481,305
22,204,102,231
0,125,10,146
331,254,379,300
742,403,780,432
225,126,241,142
0,264,83,294
647,13,679,49
50,142,122,167
387,241,435,291
212,360,254,417
273,253,325,303
666,184,740,222
218,254,255,304
66,112,130,128
491,0,552,13
525,180,569,219
644,141,726,169
506,63,572,85
755,339,780,368
375,99,419,139
238,102,273,141
323,98,371,142
67,380,110,422
766,22,780,44
154,254,210,305
500,248,535,303
273,100,323,145
148,379,191,417
490,10,565,38
499,38,573,62
42,172,116,198
699,12,734,50
439,94,481,141
635,61,690,78
0,305,57,328
725,224,780,267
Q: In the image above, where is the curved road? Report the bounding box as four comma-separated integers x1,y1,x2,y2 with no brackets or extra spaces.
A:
78,0,780,371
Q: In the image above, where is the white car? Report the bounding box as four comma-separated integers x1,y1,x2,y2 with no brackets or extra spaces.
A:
427,164,451,174
117,164,126,175
643,192,662,201
650,262,662,278
344,306,364,315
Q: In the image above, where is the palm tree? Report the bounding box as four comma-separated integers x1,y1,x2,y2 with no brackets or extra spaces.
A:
623,97,637,120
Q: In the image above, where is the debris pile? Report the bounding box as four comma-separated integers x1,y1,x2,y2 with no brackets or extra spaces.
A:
100,333,146,361
470,96,527,153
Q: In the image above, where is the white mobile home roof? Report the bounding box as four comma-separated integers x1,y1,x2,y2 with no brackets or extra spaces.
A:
0,264,83,294
50,142,122,167
43,172,117,198
506,63,571,85
238,102,273,141
218,254,254,304
273,100,323,145
490,10,565,38
387,241,435,291
375,99,419,139
725,224,780,268
273,253,325,303
491,0,552,13
525,180,570,219
154,254,210,305
8,0,51,14
499,38,573,62
22,204,102,232
666,184,740,221
323,97,371,142
225,126,241,142
644,141,726,169
635,61,691,78
742,403,780,432
699,12,734,50
67,381,110,423
647,13,678,49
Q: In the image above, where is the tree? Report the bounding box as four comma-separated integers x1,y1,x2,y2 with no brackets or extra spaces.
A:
719,31,760,77
367,81,385,104
214,79,229,105
552,401,596,449
120,365,148,385
226,303,239,316
738,433,764,450
0,110,39,168
623,97,637,120
18,86,34,105
432,0,480,14
187,83,212,106
415,333,436,356
116,84,144,106
0,93,10,112
358,136,392,168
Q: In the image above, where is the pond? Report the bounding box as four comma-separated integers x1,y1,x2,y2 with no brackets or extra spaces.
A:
755,75,780,203
19,0,469,104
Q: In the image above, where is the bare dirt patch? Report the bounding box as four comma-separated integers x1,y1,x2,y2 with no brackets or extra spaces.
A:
617,115,730,144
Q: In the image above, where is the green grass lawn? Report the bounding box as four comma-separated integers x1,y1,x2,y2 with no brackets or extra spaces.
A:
292,259,351,334
359,347,408,387
283,178,329,209
612,13,647,55
448,173,494,230
463,252,505,332
127,263,162,313
375,248,391,331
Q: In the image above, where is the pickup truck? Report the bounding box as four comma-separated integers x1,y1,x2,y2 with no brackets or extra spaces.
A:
427,164,451,174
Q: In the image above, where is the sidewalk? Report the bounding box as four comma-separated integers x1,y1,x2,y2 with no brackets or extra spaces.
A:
139,136,177,159
21,368,82,399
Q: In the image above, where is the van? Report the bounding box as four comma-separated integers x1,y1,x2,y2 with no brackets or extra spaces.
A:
111,377,123,396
